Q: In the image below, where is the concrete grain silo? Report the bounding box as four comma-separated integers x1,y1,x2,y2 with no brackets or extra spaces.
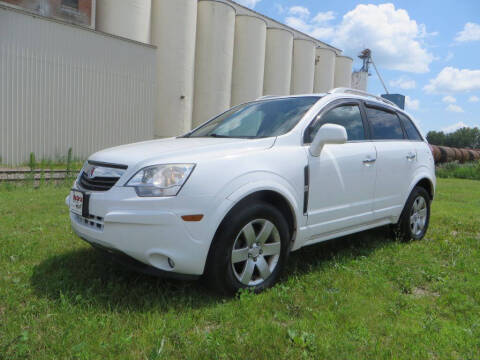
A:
151,0,198,137
290,39,316,94
192,0,236,127
334,55,353,88
96,0,152,44
263,27,293,96
314,47,336,93
231,15,267,106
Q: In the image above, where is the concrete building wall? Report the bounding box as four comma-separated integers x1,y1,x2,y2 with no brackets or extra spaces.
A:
0,6,155,165
351,71,368,91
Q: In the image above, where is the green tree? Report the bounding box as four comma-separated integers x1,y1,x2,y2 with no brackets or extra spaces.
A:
426,131,446,146
426,127,480,148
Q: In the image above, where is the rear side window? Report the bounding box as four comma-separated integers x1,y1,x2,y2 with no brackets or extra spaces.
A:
306,104,365,143
366,107,404,140
398,113,422,141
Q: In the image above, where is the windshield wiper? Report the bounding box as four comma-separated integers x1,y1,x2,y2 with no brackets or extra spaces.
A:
207,133,232,138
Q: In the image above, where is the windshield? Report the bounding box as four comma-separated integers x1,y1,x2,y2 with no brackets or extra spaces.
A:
186,96,320,139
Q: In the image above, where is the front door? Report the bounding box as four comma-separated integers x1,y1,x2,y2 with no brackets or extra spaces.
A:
305,100,377,239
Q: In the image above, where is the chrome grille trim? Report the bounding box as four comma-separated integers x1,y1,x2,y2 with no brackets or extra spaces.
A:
77,161,127,192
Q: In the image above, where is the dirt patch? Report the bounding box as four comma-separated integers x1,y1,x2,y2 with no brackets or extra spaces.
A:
412,287,440,298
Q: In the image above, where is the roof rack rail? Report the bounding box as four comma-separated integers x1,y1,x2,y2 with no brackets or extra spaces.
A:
328,88,398,108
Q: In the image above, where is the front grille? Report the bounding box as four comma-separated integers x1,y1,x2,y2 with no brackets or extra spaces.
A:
79,172,119,191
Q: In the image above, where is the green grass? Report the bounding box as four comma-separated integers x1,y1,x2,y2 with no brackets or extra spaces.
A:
1,179,480,359
0,159,84,170
436,161,480,180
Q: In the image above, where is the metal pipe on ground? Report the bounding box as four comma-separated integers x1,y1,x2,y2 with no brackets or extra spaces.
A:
429,145,441,163
453,148,463,162
460,149,470,163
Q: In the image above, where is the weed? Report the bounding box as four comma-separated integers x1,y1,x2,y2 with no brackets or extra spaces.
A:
436,161,480,180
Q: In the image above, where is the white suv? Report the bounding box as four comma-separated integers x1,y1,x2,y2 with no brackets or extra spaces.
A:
67,88,435,294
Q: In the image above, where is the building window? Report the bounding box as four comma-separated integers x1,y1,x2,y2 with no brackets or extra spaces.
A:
62,0,79,9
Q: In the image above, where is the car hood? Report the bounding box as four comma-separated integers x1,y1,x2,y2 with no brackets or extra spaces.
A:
88,137,276,168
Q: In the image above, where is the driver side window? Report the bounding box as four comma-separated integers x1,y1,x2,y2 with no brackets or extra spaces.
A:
306,104,365,143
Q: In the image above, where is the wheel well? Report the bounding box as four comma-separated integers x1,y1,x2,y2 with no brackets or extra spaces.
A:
415,178,434,200
203,190,297,276
224,190,296,243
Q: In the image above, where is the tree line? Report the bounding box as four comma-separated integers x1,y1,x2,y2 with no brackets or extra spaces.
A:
426,127,480,149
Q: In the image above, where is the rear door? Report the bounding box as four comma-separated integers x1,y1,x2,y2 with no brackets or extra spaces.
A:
364,103,417,220
398,112,432,166
305,99,377,238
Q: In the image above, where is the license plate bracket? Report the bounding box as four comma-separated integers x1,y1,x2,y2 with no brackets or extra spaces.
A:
70,189,90,217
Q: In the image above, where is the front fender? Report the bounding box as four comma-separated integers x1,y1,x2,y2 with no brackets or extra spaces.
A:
225,172,301,219
205,171,304,254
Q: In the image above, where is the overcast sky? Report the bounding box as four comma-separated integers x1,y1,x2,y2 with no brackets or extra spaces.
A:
236,0,480,134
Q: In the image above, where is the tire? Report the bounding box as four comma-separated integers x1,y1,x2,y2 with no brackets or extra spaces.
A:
394,186,431,241
204,201,290,295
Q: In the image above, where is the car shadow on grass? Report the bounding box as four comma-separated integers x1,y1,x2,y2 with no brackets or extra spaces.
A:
30,226,397,311
286,226,396,276
30,246,218,312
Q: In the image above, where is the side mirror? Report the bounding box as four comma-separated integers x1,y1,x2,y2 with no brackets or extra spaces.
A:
309,123,347,157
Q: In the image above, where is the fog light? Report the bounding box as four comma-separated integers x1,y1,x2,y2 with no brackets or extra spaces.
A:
167,257,175,269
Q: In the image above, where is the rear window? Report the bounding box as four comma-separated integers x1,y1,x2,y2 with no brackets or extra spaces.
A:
366,107,404,140
398,113,422,141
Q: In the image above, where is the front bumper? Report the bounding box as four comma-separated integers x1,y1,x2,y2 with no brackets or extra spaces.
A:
86,240,200,280
67,186,215,276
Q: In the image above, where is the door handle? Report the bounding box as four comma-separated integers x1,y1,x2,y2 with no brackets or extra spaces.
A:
363,157,376,164
406,152,416,160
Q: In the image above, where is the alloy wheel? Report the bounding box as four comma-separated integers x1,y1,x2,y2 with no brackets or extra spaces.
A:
410,196,427,237
231,219,281,286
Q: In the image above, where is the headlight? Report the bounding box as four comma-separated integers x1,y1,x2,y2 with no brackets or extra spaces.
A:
126,164,195,197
